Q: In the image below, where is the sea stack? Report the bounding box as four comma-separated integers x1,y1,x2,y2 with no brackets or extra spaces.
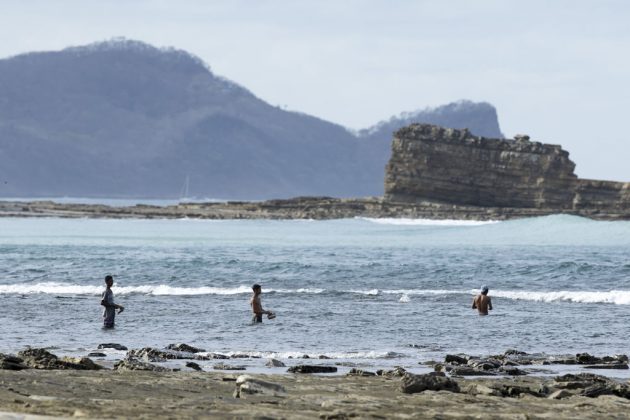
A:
384,124,630,215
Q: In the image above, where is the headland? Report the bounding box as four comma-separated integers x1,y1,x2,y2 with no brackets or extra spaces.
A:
1,124,628,221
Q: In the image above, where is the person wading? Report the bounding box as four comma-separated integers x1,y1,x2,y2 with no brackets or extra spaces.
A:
250,283,274,323
472,285,493,315
101,275,124,328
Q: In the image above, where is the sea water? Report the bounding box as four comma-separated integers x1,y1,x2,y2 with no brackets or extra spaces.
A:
1,215,629,374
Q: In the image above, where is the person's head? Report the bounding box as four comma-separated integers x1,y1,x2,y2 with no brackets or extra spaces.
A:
480,285,489,295
252,284,261,295
105,275,114,287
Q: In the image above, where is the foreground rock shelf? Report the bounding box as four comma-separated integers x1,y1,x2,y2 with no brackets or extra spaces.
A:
1,369,630,419
1,196,629,221
2,347,630,418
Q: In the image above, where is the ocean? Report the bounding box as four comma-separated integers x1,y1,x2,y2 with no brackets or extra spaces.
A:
1,214,629,375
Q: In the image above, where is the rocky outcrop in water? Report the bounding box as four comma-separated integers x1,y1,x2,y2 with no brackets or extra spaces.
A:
0,349,102,370
385,124,630,217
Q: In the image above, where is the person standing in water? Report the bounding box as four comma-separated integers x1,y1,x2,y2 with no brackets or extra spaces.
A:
250,284,274,323
101,275,124,328
472,285,493,315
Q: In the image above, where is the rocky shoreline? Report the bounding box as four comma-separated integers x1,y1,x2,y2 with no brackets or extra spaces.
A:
2,346,630,418
1,196,628,221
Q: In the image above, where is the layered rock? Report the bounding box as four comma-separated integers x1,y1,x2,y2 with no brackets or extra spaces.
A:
385,125,578,208
385,124,630,215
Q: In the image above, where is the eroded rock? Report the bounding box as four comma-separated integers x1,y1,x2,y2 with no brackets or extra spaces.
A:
113,358,171,372
185,361,203,371
400,373,460,394
346,368,376,377
166,343,205,353
287,365,338,374
233,375,286,398
0,353,28,370
266,358,286,368
97,343,128,351
127,347,194,362
213,363,246,371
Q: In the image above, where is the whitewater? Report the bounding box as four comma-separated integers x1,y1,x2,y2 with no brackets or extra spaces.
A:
1,214,629,370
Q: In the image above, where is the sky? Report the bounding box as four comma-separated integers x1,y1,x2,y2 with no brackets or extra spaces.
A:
1,0,629,181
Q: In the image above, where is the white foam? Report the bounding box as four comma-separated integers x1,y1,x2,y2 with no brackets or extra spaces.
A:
348,288,380,296
358,217,498,226
399,294,410,303
490,290,630,305
204,350,407,360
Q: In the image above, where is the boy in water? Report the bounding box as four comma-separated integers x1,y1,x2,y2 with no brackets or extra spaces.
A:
101,275,124,328
250,284,274,323
472,285,493,315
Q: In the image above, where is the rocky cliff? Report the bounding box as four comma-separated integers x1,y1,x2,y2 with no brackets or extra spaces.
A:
385,124,629,215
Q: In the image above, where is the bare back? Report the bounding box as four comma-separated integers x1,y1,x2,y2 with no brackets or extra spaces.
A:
472,294,492,315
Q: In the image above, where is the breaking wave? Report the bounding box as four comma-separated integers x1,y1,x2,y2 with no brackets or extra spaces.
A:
1,283,629,304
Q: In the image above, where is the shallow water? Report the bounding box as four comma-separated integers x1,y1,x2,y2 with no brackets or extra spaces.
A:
1,215,629,373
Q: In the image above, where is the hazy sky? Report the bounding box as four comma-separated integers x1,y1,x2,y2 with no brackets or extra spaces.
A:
1,0,629,181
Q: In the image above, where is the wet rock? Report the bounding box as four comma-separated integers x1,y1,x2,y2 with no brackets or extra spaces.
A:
576,353,600,364
467,358,502,370
346,368,376,377
127,347,194,362
17,348,96,370
0,353,28,370
449,366,496,376
229,353,261,359
444,354,468,365
233,375,286,398
185,361,203,371
504,349,528,356
213,363,246,371
287,365,338,374
113,358,171,372
195,353,229,360
376,367,407,377
318,355,331,359
166,343,205,353
302,355,310,359
499,366,528,376
580,384,615,398
87,352,106,358
60,357,102,370
97,343,127,351
266,358,286,368
583,364,629,370
400,373,460,394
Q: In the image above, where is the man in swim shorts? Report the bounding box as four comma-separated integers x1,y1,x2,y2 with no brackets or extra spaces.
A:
250,284,274,323
101,275,124,328
472,285,493,315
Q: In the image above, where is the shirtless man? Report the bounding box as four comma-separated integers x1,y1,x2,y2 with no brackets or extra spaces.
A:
472,285,492,315
250,284,274,323
101,275,124,328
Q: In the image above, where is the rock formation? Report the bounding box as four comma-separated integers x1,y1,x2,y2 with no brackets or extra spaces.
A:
385,124,630,215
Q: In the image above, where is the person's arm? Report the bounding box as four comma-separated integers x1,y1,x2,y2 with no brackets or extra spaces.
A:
100,295,116,308
472,296,477,309
488,297,492,311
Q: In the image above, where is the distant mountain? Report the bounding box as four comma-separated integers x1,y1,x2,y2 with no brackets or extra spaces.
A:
0,39,503,199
